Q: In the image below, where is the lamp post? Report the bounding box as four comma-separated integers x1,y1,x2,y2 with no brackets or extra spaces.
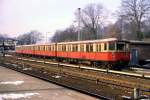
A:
120,15,125,39
78,8,81,41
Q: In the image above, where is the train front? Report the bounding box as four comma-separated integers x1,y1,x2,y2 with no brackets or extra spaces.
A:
112,40,130,66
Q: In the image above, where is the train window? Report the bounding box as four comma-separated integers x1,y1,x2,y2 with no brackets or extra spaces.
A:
86,44,90,52
80,44,84,52
58,45,60,51
90,44,93,52
70,45,72,52
73,45,76,52
67,45,69,51
66,45,68,51
56,45,58,51
52,45,54,51
45,46,46,51
53,45,55,51
48,45,51,51
40,46,43,51
64,45,66,51
117,42,125,51
104,43,107,51
41,46,43,51
50,45,52,51
62,45,66,52
76,45,78,52
34,46,36,50
40,46,42,51
72,44,78,52
72,44,75,52
32,46,33,50
109,42,115,50
45,46,48,51
51,45,52,51
72,45,74,52
35,46,37,50
126,43,129,51
33,46,35,50
51,45,53,51
43,46,45,51
58,45,62,51
36,46,38,50
38,46,40,50
59,45,62,52
96,44,101,52
68,45,71,52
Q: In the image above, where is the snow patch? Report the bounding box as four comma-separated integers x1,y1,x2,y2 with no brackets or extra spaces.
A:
0,81,24,85
0,93,39,100
52,75,61,79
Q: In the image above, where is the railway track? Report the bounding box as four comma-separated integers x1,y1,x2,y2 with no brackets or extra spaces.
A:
0,55,150,99
8,54,150,79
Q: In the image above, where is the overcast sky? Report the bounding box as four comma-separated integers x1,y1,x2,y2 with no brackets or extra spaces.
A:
0,0,121,37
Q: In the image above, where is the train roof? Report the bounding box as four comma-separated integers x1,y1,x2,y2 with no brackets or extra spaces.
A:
16,38,130,47
16,43,56,47
56,38,129,45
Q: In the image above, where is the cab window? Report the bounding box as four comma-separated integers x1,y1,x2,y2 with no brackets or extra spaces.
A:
109,42,115,50
117,42,125,51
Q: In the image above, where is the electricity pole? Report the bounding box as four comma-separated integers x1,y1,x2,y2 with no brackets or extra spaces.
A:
78,8,81,41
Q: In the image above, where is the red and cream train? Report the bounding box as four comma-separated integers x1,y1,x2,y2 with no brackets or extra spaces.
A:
15,38,130,69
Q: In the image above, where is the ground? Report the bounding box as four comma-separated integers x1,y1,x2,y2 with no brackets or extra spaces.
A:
0,66,98,100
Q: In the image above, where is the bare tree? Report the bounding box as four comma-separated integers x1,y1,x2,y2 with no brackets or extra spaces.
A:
75,3,106,40
51,25,78,42
0,34,8,40
120,0,150,40
103,24,121,38
143,17,150,38
17,30,42,45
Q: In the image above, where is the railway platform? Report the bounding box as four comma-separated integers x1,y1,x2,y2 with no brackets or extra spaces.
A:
0,66,98,100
